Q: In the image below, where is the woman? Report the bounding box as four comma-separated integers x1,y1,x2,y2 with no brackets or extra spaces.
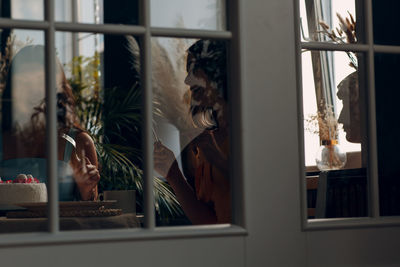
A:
154,39,230,224
0,45,100,201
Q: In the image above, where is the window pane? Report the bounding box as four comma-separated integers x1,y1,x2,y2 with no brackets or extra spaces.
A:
372,1,400,45
300,0,360,44
0,30,49,233
302,50,369,219
0,0,44,20
375,53,400,216
150,0,226,30
153,38,231,226
55,31,143,230
55,0,139,25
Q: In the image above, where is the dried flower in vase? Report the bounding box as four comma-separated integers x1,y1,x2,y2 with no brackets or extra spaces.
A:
306,100,346,170
319,12,358,70
316,100,339,142
304,101,340,142
317,101,346,170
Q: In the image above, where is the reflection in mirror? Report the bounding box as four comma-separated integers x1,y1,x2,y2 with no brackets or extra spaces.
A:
152,38,230,226
150,0,226,30
300,0,357,44
302,49,368,219
0,30,49,233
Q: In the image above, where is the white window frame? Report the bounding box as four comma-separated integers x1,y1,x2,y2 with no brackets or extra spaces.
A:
0,0,247,246
295,0,400,230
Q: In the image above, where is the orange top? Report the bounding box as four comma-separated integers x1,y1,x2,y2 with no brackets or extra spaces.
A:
194,137,231,223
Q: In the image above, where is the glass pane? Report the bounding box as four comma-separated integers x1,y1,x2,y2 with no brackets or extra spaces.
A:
375,53,400,216
373,1,400,45
152,38,230,226
56,32,143,230
150,0,226,30
0,30,49,233
55,0,139,25
0,0,44,20
300,0,360,44
302,50,368,219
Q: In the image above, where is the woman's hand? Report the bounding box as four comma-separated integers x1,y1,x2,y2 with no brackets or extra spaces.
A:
73,156,100,200
154,141,179,179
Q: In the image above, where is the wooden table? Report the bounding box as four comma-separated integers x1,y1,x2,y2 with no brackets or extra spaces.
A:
0,213,140,233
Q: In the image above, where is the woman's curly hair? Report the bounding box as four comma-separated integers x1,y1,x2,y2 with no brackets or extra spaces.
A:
187,39,227,100
186,39,228,130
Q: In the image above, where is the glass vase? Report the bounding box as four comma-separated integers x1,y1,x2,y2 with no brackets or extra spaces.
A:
315,140,347,171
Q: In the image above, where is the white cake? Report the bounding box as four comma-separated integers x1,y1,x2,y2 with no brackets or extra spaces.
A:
0,183,48,205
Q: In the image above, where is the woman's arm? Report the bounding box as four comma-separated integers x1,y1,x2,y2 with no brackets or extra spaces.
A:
72,132,100,200
154,141,218,224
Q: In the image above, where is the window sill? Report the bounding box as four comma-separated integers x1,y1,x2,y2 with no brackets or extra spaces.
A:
0,224,247,248
304,216,400,231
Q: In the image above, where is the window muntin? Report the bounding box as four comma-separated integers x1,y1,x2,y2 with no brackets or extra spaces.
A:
299,0,400,227
0,0,239,236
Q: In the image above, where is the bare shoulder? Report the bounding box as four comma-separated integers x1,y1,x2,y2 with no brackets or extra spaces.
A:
75,131,95,148
74,131,98,165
